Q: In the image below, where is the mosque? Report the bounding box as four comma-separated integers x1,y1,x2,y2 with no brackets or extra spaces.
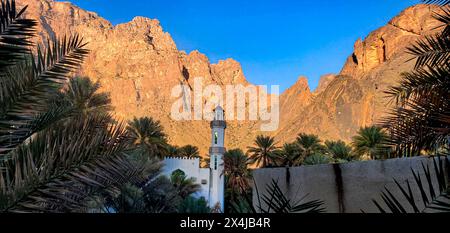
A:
162,106,226,212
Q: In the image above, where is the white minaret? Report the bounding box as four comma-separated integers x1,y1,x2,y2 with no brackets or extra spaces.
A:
209,106,226,212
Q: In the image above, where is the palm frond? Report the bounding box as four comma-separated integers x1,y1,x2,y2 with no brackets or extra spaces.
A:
422,0,450,6
386,63,450,105
0,114,147,212
258,179,325,213
407,34,450,69
248,135,280,167
372,156,450,213
0,0,37,71
433,6,450,37
382,92,449,156
383,56,449,156
0,35,89,155
56,77,113,116
127,117,169,159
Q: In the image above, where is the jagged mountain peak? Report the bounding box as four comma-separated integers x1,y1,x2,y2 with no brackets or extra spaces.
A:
275,4,443,145
315,74,336,95
19,0,444,154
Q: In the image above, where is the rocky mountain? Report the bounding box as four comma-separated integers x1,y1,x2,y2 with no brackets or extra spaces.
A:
17,0,443,154
18,0,265,156
275,4,443,144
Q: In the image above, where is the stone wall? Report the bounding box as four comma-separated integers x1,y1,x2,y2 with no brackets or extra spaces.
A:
252,156,450,213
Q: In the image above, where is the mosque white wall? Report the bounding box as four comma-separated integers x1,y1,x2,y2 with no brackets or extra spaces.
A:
209,154,225,211
161,106,226,211
162,157,211,200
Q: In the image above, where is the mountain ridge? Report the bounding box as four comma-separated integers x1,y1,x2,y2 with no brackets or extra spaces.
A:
275,4,443,144
17,0,444,155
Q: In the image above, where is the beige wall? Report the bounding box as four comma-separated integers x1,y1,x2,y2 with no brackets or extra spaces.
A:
252,156,450,213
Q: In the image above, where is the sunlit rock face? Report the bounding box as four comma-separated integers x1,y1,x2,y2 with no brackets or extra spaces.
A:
275,4,443,144
19,0,266,156
20,1,442,154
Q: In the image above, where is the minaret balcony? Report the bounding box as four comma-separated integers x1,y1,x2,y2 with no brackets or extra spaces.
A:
210,120,227,129
209,147,226,154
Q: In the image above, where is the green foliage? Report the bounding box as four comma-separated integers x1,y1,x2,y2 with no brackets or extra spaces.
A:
141,176,182,213
178,196,211,213
0,1,155,213
0,0,151,213
166,145,180,157
296,133,325,158
104,184,146,213
303,153,332,165
325,140,355,161
352,126,390,160
170,170,201,199
228,192,254,213
277,143,304,167
0,36,89,155
177,145,200,159
0,0,37,71
52,76,112,117
223,148,252,211
248,135,280,167
0,115,147,212
127,117,169,159
383,1,450,156
84,157,191,213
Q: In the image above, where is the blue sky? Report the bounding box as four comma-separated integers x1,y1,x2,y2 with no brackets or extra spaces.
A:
65,0,418,92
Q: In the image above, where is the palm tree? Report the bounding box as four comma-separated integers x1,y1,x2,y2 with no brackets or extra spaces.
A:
178,145,200,159
0,0,148,212
303,154,332,166
382,0,450,156
54,76,112,117
352,126,390,160
296,133,324,158
166,145,180,157
277,143,304,167
247,135,280,168
101,184,146,213
127,117,169,159
325,140,355,162
170,169,201,199
141,175,182,213
0,114,149,212
223,149,251,196
275,143,304,185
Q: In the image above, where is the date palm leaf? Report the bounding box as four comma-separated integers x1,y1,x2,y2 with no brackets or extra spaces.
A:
0,115,147,212
258,179,325,213
0,0,37,71
423,0,450,6
0,35,89,155
371,156,450,213
407,34,450,69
